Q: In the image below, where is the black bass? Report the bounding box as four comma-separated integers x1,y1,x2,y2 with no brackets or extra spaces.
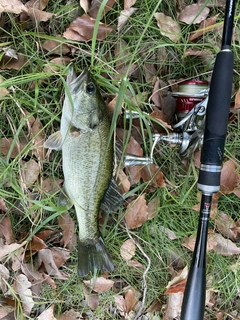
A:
44,66,122,277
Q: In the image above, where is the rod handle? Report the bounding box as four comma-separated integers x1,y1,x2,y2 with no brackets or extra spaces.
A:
181,266,206,320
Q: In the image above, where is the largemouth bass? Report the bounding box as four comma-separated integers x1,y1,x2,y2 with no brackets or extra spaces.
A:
44,66,121,277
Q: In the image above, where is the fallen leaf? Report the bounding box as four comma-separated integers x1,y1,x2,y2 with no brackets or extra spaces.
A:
0,216,14,244
214,211,239,241
124,0,136,10
43,57,72,74
158,226,178,240
21,263,46,299
0,264,10,294
127,259,145,269
141,164,165,190
36,248,69,280
58,309,80,320
14,274,34,315
80,0,89,13
154,12,181,43
125,287,139,314
189,15,218,41
165,266,188,291
63,14,113,42
125,194,148,229
178,4,210,24
0,199,8,212
25,235,48,260
0,52,28,70
147,196,160,220
30,117,46,160
58,212,75,248
0,76,9,98
42,39,71,55
213,233,240,256
164,292,183,319
120,239,136,261
114,295,126,313
234,84,240,109
37,305,57,320
219,159,239,194
20,159,40,188
0,241,27,260
116,169,131,194
1,137,24,158
83,277,114,293
82,284,99,310
117,8,138,33
42,177,63,193
88,0,116,19
0,0,27,13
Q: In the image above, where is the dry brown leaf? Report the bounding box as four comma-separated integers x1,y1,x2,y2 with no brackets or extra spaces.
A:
82,284,99,310
58,309,80,320
219,159,239,194
37,305,57,320
0,199,8,212
83,276,114,293
178,4,210,24
125,194,148,229
14,274,34,315
0,0,27,13
127,259,145,269
234,85,240,109
164,292,183,319
20,159,40,187
0,241,27,260
0,216,14,244
36,248,69,280
27,7,54,22
150,110,172,130
159,226,178,240
147,196,160,220
30,117,46,160
213,233,240,256
80,0,90,13
214,211,239,241
124,0,136,10
25,235,47,259
116,169,131,194
154,12,181,43
1,137,24,158
43,57,72,74
63,14,113,42
21,263,46,298
0,53,28,70
42,39,71,55
58,212,75,248
141,164,165,190
120,239,136,261
117,8,138,33
189,15,218,41
0,264,10,294
88,0,116,19
114,295,126,313
0,76,9,98
125,287,139,314
42,177,63,193
197,0,225,7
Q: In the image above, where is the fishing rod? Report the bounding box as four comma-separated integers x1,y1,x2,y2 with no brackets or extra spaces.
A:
181,0,236,319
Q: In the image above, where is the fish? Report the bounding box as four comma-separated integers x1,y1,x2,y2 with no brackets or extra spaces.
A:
44,66,123,277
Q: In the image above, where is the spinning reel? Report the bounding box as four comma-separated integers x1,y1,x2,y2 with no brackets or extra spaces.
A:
124,80,209,166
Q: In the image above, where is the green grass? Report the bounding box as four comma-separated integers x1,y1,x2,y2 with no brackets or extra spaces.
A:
0,0,240,319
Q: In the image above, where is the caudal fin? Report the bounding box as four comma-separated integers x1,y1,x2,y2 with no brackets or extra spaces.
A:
78,237,114,277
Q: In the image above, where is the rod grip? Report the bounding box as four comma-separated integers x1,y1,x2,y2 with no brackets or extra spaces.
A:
181,266,206,320
198,50,233,193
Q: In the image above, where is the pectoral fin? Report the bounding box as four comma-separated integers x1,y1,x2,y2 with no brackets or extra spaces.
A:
44,131,62,151
100,178,124,214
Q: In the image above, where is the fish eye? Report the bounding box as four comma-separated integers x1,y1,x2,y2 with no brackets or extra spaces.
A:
86,82,96,95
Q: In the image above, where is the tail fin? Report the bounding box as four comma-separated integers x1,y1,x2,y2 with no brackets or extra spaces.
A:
78,237,114,277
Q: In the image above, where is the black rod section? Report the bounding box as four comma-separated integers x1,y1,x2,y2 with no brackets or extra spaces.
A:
181,195,211,320
222,0,236,49
180,0,236,319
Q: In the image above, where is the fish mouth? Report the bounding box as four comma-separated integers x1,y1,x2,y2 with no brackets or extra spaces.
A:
67,67,91,94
